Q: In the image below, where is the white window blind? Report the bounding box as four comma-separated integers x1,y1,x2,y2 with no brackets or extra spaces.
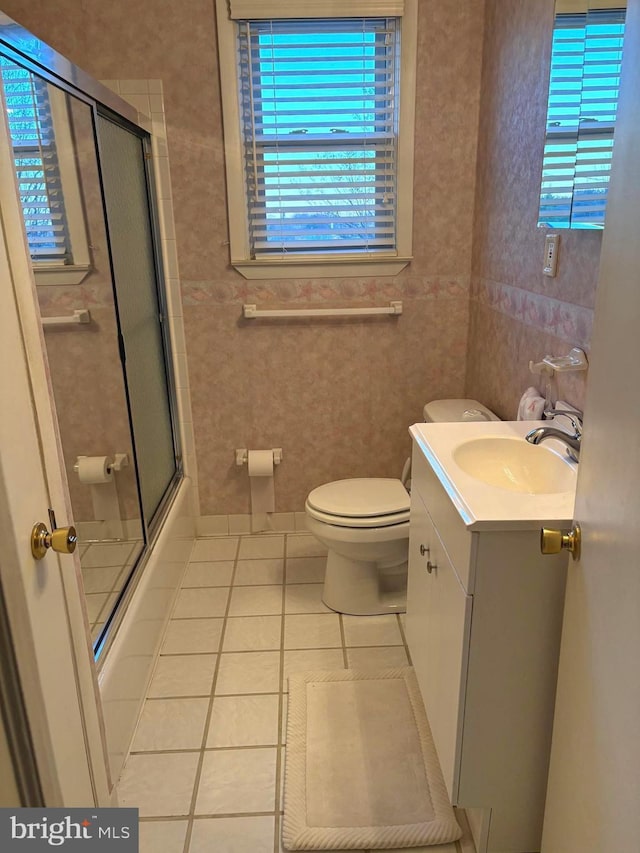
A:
0,58,72,262
236,16,400,257
539,8,625,228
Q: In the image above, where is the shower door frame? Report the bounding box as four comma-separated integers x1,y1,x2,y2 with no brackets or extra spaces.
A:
91,103,184,659
0,72,112,804
0,22,184,662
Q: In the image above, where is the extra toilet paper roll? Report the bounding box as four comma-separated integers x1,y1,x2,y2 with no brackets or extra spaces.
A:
247,450,275,516
76,455,113,485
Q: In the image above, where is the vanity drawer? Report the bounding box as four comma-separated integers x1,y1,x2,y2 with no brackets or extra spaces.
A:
411,445,474,591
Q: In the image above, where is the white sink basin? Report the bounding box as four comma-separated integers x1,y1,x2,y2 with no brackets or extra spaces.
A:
452,436,576,495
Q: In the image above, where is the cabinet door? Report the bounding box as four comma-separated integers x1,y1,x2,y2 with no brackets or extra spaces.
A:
406,489,434,691
406,490,472,803
425,525,472,803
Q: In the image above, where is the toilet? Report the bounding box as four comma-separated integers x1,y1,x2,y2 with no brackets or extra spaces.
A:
305,399,499,615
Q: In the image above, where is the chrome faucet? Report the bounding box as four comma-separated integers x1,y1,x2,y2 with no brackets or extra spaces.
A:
525,410,583,462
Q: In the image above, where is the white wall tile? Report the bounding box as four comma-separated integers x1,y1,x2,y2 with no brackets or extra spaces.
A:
196,515,230,537
149,93,164,113
123,93,151,116
119,79,151,93
228,514,252,535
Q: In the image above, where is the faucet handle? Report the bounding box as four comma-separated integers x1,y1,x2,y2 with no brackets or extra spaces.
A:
544,409,583,435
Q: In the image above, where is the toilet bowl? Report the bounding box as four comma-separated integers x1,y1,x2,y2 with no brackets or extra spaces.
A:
305,399,499,615
306,478,410,616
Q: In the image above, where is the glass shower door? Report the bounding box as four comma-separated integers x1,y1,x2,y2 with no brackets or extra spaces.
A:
96,112,179,530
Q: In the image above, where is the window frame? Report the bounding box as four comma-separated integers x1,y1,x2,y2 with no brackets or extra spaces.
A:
538,7,625,230
0,60,91,284
31,83,91,284
215,0,417,279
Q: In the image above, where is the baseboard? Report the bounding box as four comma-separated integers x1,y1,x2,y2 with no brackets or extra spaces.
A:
196,511,308,536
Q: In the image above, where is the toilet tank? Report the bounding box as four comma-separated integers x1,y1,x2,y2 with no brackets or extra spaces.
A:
423,398,499,423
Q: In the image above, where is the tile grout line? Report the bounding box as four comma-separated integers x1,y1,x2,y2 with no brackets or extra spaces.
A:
131,743,281,756
339,613,348,668
396,611,413,665
274,533,290,853
181,535,242,853
128,535,341,852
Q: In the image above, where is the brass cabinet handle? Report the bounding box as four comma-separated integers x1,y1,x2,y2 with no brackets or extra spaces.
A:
426,559,437,574
31,522,78,561
419,544,429,556
540,524,581,561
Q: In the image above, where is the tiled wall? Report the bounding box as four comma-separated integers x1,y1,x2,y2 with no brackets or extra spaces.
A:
2,0,486,515
467,0,601,419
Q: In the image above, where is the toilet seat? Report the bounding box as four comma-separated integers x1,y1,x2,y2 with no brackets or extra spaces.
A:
306,478,410,529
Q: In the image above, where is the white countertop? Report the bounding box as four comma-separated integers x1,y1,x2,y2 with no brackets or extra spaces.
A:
410,420,577,531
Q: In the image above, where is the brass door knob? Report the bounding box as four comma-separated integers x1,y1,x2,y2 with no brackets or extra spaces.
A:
31,522,78,561
540,524,581,561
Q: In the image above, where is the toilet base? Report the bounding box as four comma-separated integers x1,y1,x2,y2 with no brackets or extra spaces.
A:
322,550,407,616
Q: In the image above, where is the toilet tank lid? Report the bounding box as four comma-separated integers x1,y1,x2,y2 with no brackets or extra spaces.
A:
423,398,499,423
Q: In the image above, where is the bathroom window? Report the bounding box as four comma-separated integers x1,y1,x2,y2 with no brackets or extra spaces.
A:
216,0,417,278
0,57,90,283
538,6,626,229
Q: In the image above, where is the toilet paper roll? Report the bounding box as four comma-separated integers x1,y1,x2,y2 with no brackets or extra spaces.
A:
247,450,275,515
248,449,274,477
76,455,113,484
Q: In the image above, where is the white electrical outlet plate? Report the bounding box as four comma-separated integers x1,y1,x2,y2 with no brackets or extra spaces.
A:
543,233,560,276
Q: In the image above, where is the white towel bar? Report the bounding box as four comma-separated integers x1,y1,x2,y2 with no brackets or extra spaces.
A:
243,301,402,319
42,309,92,327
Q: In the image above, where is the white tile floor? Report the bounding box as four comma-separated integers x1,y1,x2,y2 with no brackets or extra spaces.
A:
117,532,463,853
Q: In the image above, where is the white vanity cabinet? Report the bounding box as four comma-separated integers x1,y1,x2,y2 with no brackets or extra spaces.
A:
406,442,569,853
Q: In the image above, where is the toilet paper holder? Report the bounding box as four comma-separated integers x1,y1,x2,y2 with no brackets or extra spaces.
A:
73,452,129,476
235,448,283,467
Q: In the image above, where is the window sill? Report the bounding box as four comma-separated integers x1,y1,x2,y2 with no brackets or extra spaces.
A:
33,264,92,286
231,256,412,280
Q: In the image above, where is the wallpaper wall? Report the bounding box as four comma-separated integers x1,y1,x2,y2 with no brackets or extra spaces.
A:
3,0,486,514
4,0,604,515
467,0,601,419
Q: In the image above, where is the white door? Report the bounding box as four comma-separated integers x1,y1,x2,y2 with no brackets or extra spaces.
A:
541,2,640,849
0,84,111,806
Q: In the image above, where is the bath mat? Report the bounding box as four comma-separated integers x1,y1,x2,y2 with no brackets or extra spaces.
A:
283,667,462,850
